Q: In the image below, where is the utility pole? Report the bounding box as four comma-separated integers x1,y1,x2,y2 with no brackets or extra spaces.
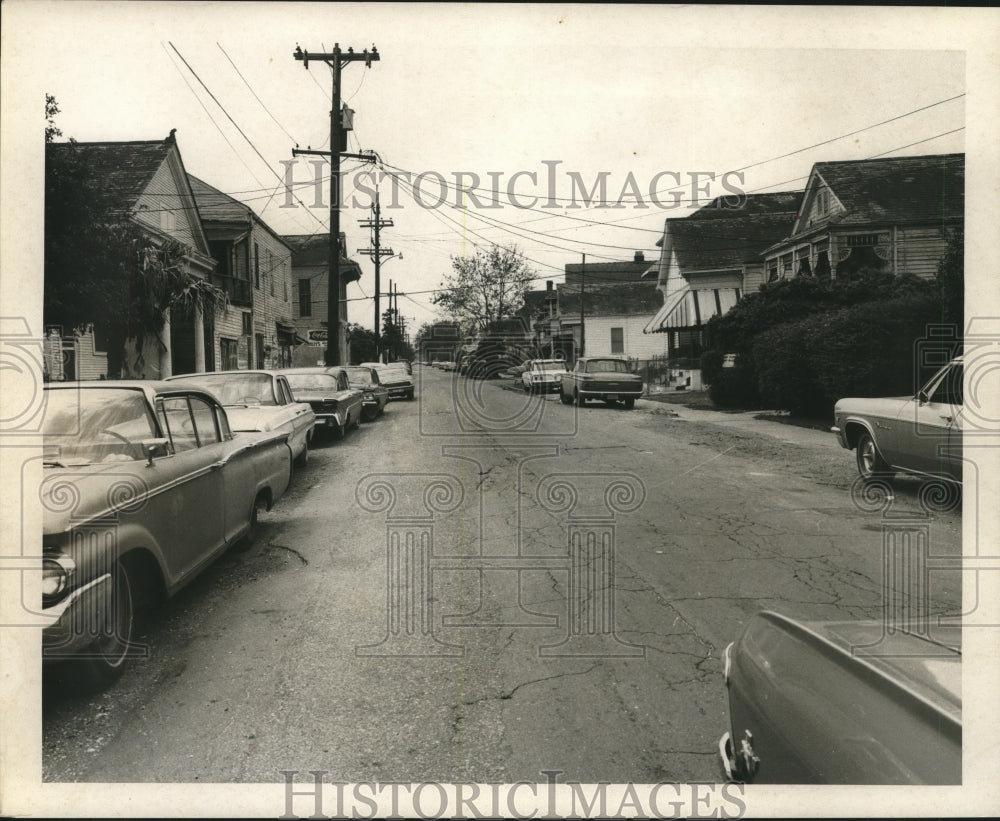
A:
579,252,586,359
293,43,379,366
358,188,394,362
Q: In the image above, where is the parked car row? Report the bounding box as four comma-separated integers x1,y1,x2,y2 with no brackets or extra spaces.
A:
40,362,408,691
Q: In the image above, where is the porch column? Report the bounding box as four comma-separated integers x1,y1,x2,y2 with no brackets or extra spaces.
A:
193,306,206,373
159,308,173,378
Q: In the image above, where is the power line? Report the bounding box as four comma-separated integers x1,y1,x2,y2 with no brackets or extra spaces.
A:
216,42,299,146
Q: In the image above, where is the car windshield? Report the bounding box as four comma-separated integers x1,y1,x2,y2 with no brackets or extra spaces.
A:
344,367,376,386
533,360,565,370
42,388,157,464
585,359,630,374
286,373,339,391
174,374,276,405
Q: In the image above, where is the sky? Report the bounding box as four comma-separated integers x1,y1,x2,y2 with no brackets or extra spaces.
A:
2,4,1000,816
1,2,982,338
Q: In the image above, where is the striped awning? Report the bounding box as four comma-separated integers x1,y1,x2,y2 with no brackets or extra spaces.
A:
643,286,741,334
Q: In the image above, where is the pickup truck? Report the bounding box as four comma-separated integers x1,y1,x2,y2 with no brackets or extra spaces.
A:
559,356,644,409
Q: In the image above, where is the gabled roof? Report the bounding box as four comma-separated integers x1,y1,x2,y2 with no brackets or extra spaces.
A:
661,192,801,273
807,153,964,229
188,174,252,224
47,138,174,214
189,174,291,249
558,281,662,316
564,256,654,286
281,233,362,282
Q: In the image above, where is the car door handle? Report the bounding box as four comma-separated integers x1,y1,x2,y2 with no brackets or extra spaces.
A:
940,415,953,423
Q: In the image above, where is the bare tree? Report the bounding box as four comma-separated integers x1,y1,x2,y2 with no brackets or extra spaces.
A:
432,244,535,334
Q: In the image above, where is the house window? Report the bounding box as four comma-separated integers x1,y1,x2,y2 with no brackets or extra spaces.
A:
780,254,793,279
767,259,779,282
254,242,260,288
220,337,239,370
610,327,624,354
160,202,175,232
283,272,288,302
270,270,275,297
815,188,829,217
241,312,252,337
796,248,812,277
299,278,312,317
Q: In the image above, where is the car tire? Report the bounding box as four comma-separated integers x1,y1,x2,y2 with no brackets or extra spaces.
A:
405,390,415,401
624,398,635,410
72,559,134,692
574,390,585,407
351,409,361,430
523,383,531,394
856,431,892,481
560,392,571,405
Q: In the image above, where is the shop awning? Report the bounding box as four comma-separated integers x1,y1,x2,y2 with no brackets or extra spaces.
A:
643,286,741,334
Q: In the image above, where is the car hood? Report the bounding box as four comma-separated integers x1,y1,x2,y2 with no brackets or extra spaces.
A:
224,406,288,432
741,613,961,720
835,396,913,415
41,462,151,534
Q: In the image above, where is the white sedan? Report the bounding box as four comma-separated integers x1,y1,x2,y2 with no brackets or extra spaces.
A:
166,370,316,468
521,359,568,394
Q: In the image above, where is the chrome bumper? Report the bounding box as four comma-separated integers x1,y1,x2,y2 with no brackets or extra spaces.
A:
42,573,113,657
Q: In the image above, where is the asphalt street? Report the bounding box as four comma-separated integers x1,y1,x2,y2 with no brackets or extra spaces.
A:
42,366,962,784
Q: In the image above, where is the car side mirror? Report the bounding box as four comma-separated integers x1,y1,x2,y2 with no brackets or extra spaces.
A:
917,389,929,405
142,437,171,466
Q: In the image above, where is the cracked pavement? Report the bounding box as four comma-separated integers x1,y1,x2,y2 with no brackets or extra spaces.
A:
43,368,961,784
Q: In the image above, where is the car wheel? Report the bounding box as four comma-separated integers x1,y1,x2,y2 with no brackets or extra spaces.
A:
294,440,310,467
624,398,635,410
560,392,571,405
351,409,361,430
234,491,268,553
73,559,134,692
856,431,892,481
523,383,531,394
574,390,585,407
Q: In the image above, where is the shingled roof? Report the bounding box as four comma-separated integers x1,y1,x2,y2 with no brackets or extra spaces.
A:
810,153,964,227
558,281,662,315
46,137,174,215
282,233,362,282
188,174,251,224
661,192,801,274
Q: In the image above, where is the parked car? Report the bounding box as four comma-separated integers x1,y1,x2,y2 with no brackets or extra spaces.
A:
559,356,644,408
166,370,315,467
40,381,292,690
283,367,363,439
832,357,963,484
438,360,457,372
522,358,567,394
342,365,389,421
718,610,960,784
362,362,415,400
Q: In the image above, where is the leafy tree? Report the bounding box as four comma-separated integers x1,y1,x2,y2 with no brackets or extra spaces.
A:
45,94,62,143
347,323,377,363
44,103,227,377
936,226,963,332
432,244,536,334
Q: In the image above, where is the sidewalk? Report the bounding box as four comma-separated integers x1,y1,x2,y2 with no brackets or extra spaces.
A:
641,388,836,449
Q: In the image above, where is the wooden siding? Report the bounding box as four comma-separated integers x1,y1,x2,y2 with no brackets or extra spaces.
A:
135,161,199,248
73,328,109,380
895,225,951,280
585,315,668,360
250,224,294,337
